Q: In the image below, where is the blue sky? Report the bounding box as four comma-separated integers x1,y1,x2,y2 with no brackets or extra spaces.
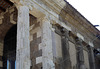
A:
67,0,100,30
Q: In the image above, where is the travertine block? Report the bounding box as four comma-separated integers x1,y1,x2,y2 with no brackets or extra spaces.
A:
36,56,42,64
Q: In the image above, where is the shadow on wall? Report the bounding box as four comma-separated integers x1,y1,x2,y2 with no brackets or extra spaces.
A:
3,24,17,69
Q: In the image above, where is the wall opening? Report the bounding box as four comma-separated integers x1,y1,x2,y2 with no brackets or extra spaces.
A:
3,24,17,69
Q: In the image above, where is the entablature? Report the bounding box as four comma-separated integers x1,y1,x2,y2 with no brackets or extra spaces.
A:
7,0,100,48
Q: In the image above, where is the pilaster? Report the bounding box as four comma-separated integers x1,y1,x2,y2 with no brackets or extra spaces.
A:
42,17,55,69
16,5,30,69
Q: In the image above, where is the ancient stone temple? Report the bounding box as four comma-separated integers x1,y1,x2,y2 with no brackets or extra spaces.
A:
0,0,100,69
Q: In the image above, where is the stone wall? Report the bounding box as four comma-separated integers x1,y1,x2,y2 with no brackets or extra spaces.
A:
30,15,42,69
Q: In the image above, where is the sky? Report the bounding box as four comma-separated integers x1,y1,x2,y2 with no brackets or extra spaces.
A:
66,0,100,30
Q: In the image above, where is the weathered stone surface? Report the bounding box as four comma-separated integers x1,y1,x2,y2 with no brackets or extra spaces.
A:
76,38,86,69
16,6,30,69
7,0,100,49
42,18,55,69
30,15,42,69
36,56,42,64
69,41,77,69
51,31,63,69
61,32,72,69
83,50,90,69
0,0,100,69
87,46,95,69
54,32,62,58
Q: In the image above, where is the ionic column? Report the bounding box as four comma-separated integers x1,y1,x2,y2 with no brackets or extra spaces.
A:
16,6,30,69
42,18,55,69
88,46,95,69
76,38,86,69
